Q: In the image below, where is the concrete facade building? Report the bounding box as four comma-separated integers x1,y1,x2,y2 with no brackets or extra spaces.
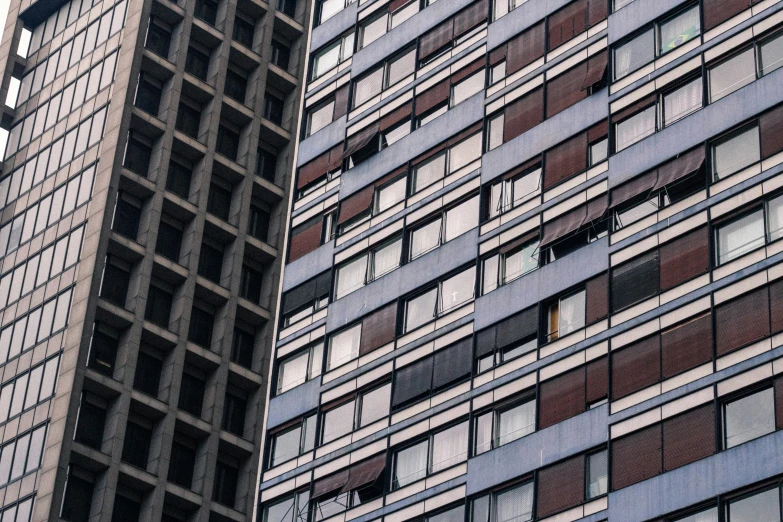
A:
0,0,311,516
259,0,783,522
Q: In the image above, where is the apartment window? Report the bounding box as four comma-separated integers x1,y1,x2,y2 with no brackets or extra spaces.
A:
188,305,215,348
166,159,192,199
145,283,173,327
176,100,201,138
487,167,541,219
207,180,232,220
474,396,535,454
123,132,152,177
178,371,205,417
359,11,387,49
271,39,291,69
281,272,331,326
213,460,239,506
222,392,247,436
133,350,163,397
481,235,539,294
121,421,152,469
716,209,765,265
168,439,196,488
156,219,183,262
614,6,700,80
387,47,417,88
145,18,172,58
392,0,418,26
231,327,255,368
353,68,384,108
393,421,468,488
319,0,347,24
307,101,335,137
257,148,278,182
225,68,248,102
61,468,95,522
248,205,270,241
99,255,131,306
312,34,353,81
760,30,783,75
233,13,255,48
662,77,702,126
587,450,609,498
412,132,481,193
195,0,218,25
472,481,534,522
277,343,322,394
312,455,385,520
334,236,402,299
376,175,406,214
264,92,285,125
74,394,106,450
112,193,142,239
546,290,586,342
268,414,316,467
475,308,538,374
326,323,361,370
185,45,210,81
452,69,484,106
217,124,240,161
711,124,760,180
708,48,755,103
321,383,391,443
404,266,476,332
409,196,479,260
134,73,162,115
278,0,297,17
615,105,656,151
264,491,310,522
88,328,119,377
198,242,224,282
727,487,781,520
240,265,263,303
722,387,775,449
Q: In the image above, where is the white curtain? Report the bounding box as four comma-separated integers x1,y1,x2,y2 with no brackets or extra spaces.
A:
395,442,428,487
410,219,442,259
449,133,482,173
445,196,479,241
616,106,656,151
717,210,764,265
713,126,760,180
336,255,368,299
559,290,585,336
327,324,361,369
372,239,402,278
496,482,533,522
430,422,468,473
278,352,309,393
497,401,535,446
664,78,701,125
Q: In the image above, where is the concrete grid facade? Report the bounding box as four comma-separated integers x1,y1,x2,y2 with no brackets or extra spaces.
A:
260,0,783,522
0,0,311,516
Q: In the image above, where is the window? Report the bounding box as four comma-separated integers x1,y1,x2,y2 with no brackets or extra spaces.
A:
123,132,152,177
268,414,316,467
133,349,163,397
223,391,247,435
614,28,654,80
248,205,270,241
195,0,218,25
722,387,775,449
198,241,224,282
359,11,388,49
586,450,608,498
307,100,335,136
404,266,476,332
451,70,484,106
481,236,539,294
760,30,783,75
716,209,765,265
615,105,656,151
708,48,755,103
658,5,699,54
392,0,418,26
146,18,172,58
112,192,142,239
278,0,297,17
231,327,255,368
264,92,285,125
472,481,534,522
168,438,196,488
487,167,541,219
185,45,210,81
546,290,585,342
387,47,417,88
225,68,248,102
122,420,152,469
233,13,255,48
207,180,232,220
178,371,205,417
474,396,535,454
711,124,761,180
321,383,391,444
326,323,361,370
188,305,215,348
353,68,384,108
312,456,385,520
411,133,481,193
475,309,538,373
393,421,468,488
376,175,406,214
145,282,173,327
61,467,95,522
271,39,291,69
257,148,279,182
334,236,402,298
156,218,183,262
263,491,310,522
99,255,130,306
74,393,106,450
166,159,193,198
311,34,353,81
134,72,161,115
217,124,240,161
663,77,702,126
281,272,331,327
240,264,263,303
727,487,781,521
277,343,322,394
213,460,239,506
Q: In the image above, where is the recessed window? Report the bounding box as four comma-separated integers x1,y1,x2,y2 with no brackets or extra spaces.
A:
145,18,172,58
711,124,760,180
233,12,255,48
722,387,775,449
185,45,210,81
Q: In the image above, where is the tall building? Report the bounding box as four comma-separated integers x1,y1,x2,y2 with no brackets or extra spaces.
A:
0,0,311,516
260,0,783,521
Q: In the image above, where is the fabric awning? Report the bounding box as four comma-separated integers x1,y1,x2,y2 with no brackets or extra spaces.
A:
297,153,329,189
581,51,607,90
313,469,350,498
341,454,386,493
343,124,380,160
540,205,587,247
610,169,657,208
653,146,705,191
337,185,374,225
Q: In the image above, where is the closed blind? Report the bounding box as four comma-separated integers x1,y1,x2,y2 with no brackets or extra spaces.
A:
770,279,783,334
360,303,397,355
419,20,453,60
536,455,585,518
611,425,662,490
586,273,608,325
539,366,585,429
288,220,322,262
662,405,716,471
661,313,712,378
703,0,748,30
392,357,433,407
543,131,588,190
547,0,588,50
659,227,709,290
586,356,608,404
611,335,660,399
297,152,329,189
503,87,544,142
338,186,374,225
453,0,488,39
546,61,588,118
433,338,473,389
760,104,783,159
715,287,770,356
507,22,545,75
611,250,659,312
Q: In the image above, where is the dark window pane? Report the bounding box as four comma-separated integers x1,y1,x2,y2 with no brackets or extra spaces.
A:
225,69,248,102
195,0,218,25
188,307,215,348
212,461,239,506
277,0,296,17
264,94,284,125
111,495,141,522
74,400,106,450
145,285,173,327
145,21,171,58
133,351,163,396
178,373,205,417
168,441,196,488
123,134,152,176
166,161,192,198
176,102,201,138
240,265,262,303
207,182,232,220
198,243,224,282
216,125,240,160
231,328,254,368
248,205,270,241
156,221,183,262
271,40,291,70
88,330,118,376
185,46,209,81
100,260,130,306
121,421,152,469
256,149,277,182
112,196,141,239
233,16,255,48
135,75,161,115
60,471,94,522
222,393,247,435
